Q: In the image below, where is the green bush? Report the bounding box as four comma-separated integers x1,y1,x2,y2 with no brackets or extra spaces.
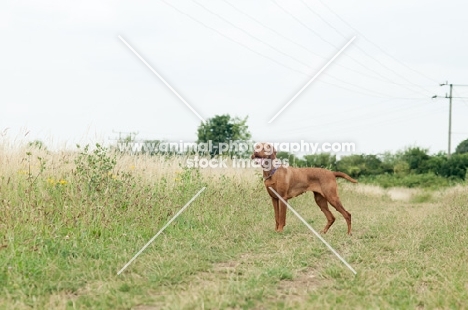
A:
358,173,458,189
74,144,118,192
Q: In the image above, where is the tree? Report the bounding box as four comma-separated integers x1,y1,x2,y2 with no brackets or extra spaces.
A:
455,138,468,154
401,147,430,174
277,151,306,167
337,154,386,177
303,153,336,169
141,140,164,156
197,114,252,157
438,154,468,180
336,155,365,177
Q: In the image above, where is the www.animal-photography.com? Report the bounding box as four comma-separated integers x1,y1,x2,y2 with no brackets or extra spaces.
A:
2,0,467,309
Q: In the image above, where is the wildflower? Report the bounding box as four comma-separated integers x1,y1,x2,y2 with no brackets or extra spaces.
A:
58,179,67,185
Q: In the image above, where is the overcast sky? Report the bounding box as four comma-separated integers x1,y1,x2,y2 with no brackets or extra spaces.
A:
2,0,468,155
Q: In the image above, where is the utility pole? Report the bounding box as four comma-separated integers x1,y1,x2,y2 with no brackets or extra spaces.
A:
111,130,139,142
447,83,453,157
433,82,468,157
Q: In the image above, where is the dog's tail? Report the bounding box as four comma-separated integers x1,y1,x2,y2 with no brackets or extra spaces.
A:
333,171,358,183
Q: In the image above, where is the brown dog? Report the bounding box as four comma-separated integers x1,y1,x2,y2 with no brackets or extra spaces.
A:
252,142,357,235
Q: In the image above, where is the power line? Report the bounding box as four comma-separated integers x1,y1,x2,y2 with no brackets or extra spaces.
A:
298,0,346,38
323,73,412,98
271,0,382,82
271,0,433,98
277,101,444,137
271,0,337,49
298,0,435,96
270,1,430,98
313,0,440,85
162,1,425,100
317,79,392,98
192,0,313,69
159,0,309,78
453,89,468,108
194,0,431,100
432,83,468,156
281,99,432,135
327,104,446,136
222,0,425,90
287,96,431,125
222,0,324,60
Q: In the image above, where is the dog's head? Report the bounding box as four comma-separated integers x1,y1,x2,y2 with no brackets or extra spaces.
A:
251,142,276,160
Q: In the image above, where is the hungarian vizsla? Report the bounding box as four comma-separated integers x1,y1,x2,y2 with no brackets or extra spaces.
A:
251,142,357,235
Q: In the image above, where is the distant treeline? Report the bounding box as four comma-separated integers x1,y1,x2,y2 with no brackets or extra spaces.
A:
277,146,468,188
113,135,468,188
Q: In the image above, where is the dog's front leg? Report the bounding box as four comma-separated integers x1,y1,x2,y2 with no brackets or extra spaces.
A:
270,197,280,231
277,198,287,232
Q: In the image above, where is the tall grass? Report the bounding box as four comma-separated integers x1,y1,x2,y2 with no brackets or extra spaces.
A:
1,143,467,309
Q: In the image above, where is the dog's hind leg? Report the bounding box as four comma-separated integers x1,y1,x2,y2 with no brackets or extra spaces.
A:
313,192,335,234
326,195,352,235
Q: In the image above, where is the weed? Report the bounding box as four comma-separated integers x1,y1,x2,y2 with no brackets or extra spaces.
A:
0,148,467,309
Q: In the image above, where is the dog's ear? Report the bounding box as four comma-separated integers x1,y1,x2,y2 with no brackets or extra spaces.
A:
271,146,277,159
263,143,275,157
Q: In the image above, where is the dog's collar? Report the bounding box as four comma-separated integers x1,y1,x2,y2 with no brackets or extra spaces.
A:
263,167,278,181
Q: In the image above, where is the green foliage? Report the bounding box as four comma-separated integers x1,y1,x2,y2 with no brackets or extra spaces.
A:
276,151,306,167
358,173,455,189
277,145,468,187
174,164,207,195
74,144,118,192
197,114,252,157
2,149,468,308
423,153,446,174
21,151,47,204
401,147,430,173
141,139,165,156
276,152,337,169
337,154,391,178
275,145,468,187
393,161,410,175
455,138,468,154
410,192,433,203
439,153,468,180
304,153,337,169
27,140,47,150
24,151,47,185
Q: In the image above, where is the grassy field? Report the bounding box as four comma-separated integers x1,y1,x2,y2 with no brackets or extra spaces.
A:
1,144,467,309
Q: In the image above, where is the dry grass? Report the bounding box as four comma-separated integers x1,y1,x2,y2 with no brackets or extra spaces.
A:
1,142,467,309
343,182,435,203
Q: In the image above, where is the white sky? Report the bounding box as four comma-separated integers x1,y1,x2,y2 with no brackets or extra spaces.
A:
2,0,468,154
